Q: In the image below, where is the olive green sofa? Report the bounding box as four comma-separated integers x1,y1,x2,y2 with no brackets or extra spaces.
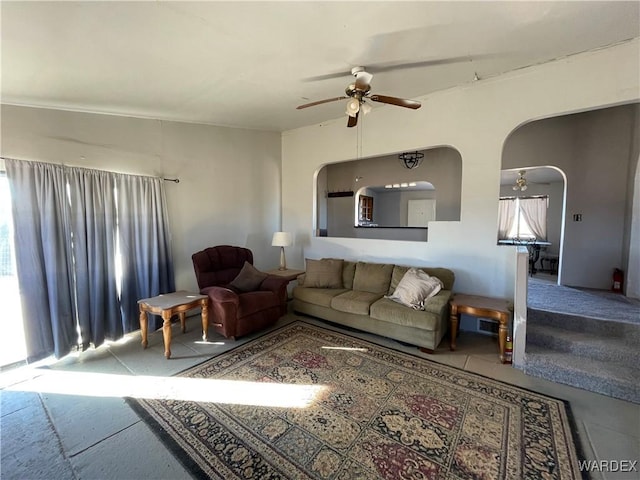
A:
292,259,455,352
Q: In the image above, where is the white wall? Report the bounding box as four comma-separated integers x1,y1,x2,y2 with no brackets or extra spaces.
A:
281,39,640,299
0,105,282,292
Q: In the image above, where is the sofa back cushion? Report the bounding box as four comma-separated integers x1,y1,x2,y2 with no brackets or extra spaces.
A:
342,261,357,290
353,262,394,294
319,258,357,289
389,265,455,294
303,258,344,288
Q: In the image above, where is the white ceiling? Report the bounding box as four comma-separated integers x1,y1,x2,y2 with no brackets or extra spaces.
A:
500,167,564,186
2,2,639,132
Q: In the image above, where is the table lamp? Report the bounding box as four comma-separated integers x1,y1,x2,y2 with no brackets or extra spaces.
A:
272,232,292,270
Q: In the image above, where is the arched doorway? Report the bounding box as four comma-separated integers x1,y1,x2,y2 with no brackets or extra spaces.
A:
499,166,566,285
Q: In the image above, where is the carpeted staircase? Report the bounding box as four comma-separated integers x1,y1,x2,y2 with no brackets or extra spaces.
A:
523,281,640,404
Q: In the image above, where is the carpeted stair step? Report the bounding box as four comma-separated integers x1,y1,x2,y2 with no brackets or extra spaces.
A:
524,345,640,403
527,308,640,345
526,323,640,366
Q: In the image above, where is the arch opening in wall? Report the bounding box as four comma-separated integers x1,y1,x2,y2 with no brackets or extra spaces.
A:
500,103,639,292
497,166,567,284
315,146,462,241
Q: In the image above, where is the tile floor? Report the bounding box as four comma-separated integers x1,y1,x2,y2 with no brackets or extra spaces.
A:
1,313,638,480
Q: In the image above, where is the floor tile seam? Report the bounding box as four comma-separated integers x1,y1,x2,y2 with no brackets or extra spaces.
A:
106,348,138,375
66,421,142,459
0,402,31,419
581,417,640,440
106,335,201,374
579,419,606,480
38,391,82,480
0,369,48,390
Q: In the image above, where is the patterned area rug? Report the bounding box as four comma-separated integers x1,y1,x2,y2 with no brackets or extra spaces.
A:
127,321,584,479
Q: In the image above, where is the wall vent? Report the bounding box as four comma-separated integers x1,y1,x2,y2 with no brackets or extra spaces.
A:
477,318,499,336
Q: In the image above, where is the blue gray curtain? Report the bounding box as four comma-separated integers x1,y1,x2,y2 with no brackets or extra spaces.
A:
117,173,175,333
6,159,175,361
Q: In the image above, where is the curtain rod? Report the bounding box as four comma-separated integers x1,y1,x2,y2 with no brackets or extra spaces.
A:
499,194,548,200
0,156,179,183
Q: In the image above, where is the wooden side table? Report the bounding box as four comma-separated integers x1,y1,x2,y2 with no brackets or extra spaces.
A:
138,291,210,359
449,294,512,363
265,268,305,301
264,268,305,282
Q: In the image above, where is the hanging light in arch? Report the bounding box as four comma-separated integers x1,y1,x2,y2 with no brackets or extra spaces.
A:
512,170,528,191
399,151,424,169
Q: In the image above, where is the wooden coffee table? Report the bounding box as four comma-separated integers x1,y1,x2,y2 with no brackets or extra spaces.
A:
138,291,211,359
449,294,512,363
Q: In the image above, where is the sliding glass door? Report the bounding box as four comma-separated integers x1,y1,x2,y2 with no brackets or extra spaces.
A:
0,175,26,367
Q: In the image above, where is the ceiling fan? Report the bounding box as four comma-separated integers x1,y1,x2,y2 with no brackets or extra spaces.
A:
296,66,421,128
512,170,528,191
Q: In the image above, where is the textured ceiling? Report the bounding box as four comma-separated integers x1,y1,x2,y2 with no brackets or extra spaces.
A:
2,1,639,131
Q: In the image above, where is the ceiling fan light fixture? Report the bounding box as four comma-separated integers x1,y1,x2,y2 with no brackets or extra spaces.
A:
512,170,528,191
297,67,421,127
346,98,360,117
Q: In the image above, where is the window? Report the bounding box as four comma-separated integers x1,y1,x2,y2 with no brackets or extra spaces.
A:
0,174,26,367
359,195,373,223
498,196,548,241
507,207,536,239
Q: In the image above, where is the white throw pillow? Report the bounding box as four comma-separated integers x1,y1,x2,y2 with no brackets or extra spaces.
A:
386,267,443,310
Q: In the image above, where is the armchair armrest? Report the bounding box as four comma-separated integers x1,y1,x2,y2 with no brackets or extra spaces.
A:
202,286,240,305
260,275,289,313
260,275,289,294
201,286,240,338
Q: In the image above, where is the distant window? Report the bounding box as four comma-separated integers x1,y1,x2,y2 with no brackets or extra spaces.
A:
507,208,536,239
359,195,373,222
498,196,548,241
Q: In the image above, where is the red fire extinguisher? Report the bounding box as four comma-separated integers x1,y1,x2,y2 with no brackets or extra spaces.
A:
612,268,624,293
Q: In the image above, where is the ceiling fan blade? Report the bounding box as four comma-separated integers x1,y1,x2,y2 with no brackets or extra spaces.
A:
354,71,373,91
296,96,348,109
347,112,359,128
302,55,494,82
369,95,421,109
367,56,480,74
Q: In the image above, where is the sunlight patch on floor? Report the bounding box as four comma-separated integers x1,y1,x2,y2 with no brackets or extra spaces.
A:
7,370,327,408
321,346,368,352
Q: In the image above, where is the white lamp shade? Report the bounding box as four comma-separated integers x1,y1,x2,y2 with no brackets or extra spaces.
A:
271,231,292,247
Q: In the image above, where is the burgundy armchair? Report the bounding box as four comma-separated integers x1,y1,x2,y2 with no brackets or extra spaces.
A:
192,245,288,339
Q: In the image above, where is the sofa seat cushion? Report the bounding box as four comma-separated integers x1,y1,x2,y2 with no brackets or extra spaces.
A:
421,291,452,315
370,297,441,330
237,291,281,318
293,286,348,308
331,290,383,315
